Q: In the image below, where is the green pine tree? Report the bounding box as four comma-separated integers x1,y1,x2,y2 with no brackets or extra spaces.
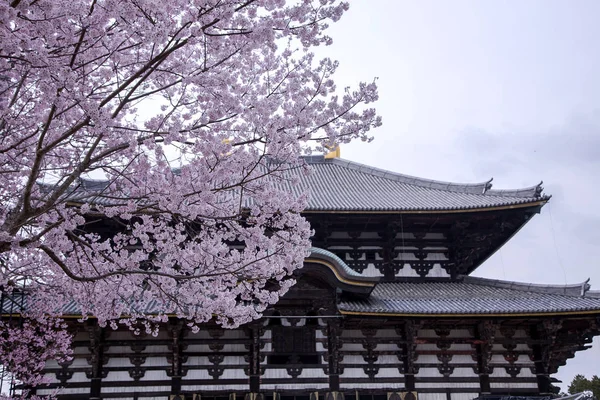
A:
568,375,600,398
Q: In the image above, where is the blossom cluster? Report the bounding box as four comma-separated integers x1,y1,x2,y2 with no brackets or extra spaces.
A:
0,0,380,390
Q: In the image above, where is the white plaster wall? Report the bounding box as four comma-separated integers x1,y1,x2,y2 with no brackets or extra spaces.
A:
452,368,478,378
451,393,475,400
416,383,479,389
416,368,443,378
340,367,369,379
262,368,326,379
490,382,537,389
374,367,402,378
261,383,330,390
38,388,89,395
67,372,89,383
340,382,405,389
419,393,447,400
182,384,251,391
102,385,171,393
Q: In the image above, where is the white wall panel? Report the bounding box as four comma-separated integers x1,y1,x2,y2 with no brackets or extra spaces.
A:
416,368,443,378
451,393,475,400
140,356,170,367
416,382,479,389
106,357,134,367
220,368,249,379
374,367,402,378
490,369,510,378
416,355,438,363
39,388,89,395
340,368,369,379
183,368,211,379
182,384,250,391
261,383,330,390
68,372,89,383
102,385,170,393
340,382,405,389
376,355,401,364
141,370,170,381
452,368,477,378
490,382,537,389
105,370,134,382
419,393,447,400
341,355,365,364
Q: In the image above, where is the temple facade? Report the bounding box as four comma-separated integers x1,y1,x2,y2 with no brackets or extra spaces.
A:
7,155,600,400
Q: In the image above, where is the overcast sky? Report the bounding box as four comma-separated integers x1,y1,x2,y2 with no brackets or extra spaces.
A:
321,0,600,390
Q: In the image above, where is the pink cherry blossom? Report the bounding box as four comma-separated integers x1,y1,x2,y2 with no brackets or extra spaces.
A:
0,0,380,393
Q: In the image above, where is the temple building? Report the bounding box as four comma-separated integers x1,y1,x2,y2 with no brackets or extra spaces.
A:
5,155,600,400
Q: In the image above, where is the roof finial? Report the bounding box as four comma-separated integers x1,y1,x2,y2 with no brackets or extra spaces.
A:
582,278,591,297
324,145,341,159
535,181,544,198
482,178,493,194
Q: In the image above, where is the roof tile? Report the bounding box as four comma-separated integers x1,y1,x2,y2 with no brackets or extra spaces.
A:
339,277,600,315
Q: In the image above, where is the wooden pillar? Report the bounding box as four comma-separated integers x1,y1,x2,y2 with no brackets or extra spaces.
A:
86,323,104,400
168,321,185,395
398,320,420,392
474,322,494,394
530,324,553,395
248,324,262,393
327,320,341,391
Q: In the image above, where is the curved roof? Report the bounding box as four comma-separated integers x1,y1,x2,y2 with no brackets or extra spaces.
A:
307,247,364,279
59,155,549,212
339,276,600,316
295,156,549,212
303,248,378,294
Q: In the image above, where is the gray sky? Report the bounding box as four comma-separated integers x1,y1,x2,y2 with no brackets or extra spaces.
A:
323,0,600,390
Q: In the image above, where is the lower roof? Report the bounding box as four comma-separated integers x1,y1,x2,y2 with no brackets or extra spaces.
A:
339,276,600,317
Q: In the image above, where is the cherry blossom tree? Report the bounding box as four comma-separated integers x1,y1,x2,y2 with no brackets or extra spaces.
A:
0,0,380,391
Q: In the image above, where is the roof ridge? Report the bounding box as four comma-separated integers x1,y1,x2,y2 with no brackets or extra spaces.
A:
585,290,600,299
463,276,590,297
304,156,545,198
486,181,546,198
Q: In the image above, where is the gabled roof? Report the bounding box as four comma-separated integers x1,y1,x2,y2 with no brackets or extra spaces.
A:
296,156,549,212
338,276,600,316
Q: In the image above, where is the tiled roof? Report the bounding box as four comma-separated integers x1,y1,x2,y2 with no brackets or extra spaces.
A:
338,276,600,315
308,247,364,279
5,276,600,317
294,156,549,211
0,292,164,316
58,155,549,212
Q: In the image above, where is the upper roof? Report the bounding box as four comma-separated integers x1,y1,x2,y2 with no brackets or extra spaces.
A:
61,155,549,213
296,156,549,212
339,276,600,316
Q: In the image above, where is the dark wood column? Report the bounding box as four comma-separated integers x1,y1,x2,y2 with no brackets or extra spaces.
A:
167,321,186,395
86,322,105,400
474,321,494,394
398,320,420,392
530,322,557,395
326,320,341,391
248,323,262,393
